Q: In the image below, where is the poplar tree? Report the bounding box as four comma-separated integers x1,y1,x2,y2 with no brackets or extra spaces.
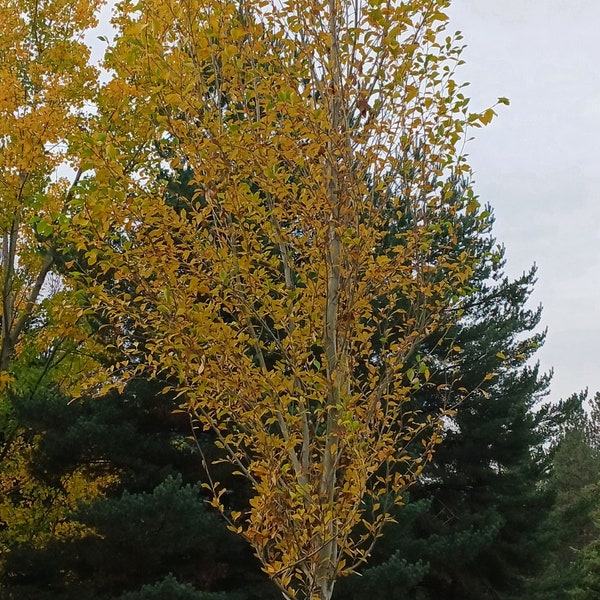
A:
68,1,498,598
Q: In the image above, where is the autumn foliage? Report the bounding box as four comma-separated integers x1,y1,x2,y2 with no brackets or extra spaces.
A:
0,0,102,382
1,1,497,599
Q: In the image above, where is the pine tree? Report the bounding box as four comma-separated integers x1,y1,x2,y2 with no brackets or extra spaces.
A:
1,380,278,599
335,219,558,599
528,391,600,599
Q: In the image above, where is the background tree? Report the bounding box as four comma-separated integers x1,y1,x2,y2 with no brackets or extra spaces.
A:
0,0,100,378
334,219,558,599
0,349,119,594
0,378,282,599
0,1,110,583
0,0,105,556
528,391,600,600
67,0,499,598
1,211,587,600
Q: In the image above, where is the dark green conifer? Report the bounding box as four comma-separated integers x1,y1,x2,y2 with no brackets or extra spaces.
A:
336,218,557,600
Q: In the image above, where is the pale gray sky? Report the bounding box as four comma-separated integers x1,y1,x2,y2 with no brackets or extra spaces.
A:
447,1,600,402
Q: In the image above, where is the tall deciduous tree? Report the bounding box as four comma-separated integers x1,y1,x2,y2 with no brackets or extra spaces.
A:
0,1,107,558
70,1,498,598
0,0,100,377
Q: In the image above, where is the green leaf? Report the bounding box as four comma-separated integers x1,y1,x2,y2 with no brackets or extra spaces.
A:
480,108,496,125
36,220,53,237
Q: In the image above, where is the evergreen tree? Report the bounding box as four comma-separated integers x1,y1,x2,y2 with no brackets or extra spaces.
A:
335,221,557,599
0,342,113,591
528,391,600,600
1,380,278,599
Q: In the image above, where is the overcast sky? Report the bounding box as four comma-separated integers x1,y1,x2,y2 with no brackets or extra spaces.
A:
446,1,600,403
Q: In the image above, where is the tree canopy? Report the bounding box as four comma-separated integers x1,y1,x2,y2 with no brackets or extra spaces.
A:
62,1,500,597
0,2,531,599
